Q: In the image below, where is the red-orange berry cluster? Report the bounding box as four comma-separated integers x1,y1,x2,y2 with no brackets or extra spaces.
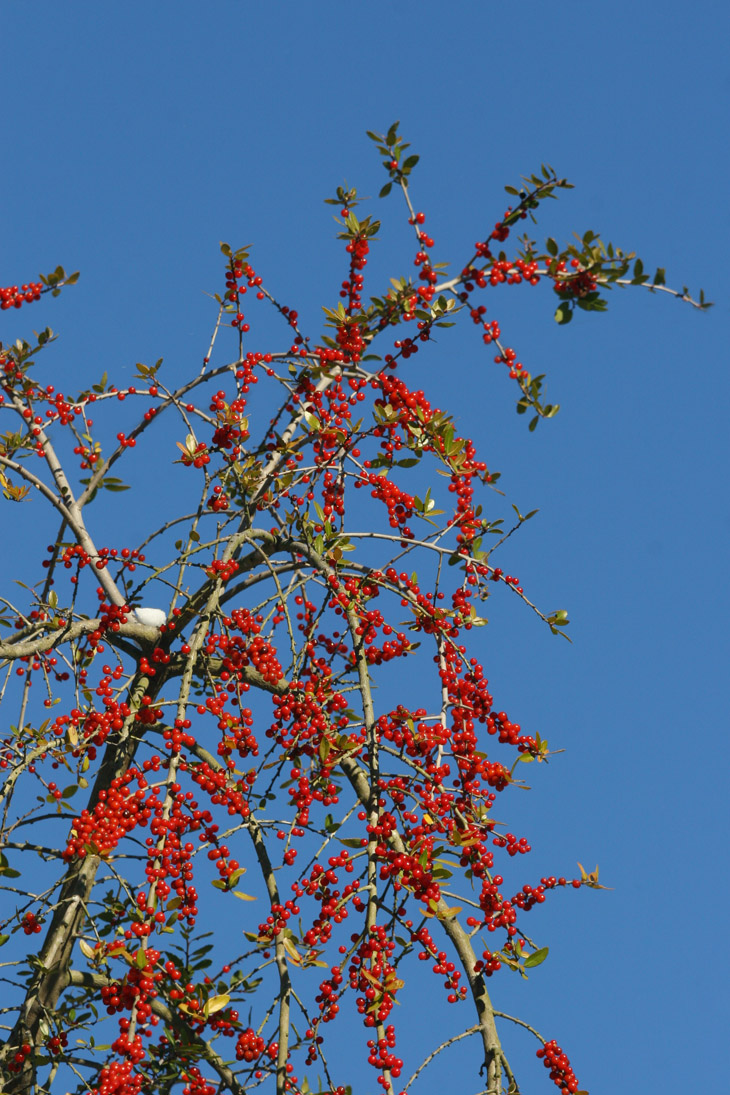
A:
1,281,42,309
536,1039,581,1095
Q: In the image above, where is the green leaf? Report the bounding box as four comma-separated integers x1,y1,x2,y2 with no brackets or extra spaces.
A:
554,302,573,324
379,182,393,198
103,477,130,492
523,946,549,969
318,736,331,762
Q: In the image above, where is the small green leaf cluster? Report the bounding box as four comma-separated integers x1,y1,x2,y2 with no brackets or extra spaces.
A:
39,264,79,298
219,242,250,264
367,121,420,197
498,939,550,979
503,164,573,226
515,374,560,432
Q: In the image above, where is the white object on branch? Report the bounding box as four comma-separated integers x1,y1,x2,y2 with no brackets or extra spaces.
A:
134,607,168,629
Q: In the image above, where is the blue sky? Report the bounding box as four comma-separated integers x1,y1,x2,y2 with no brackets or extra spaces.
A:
2,2,728,1093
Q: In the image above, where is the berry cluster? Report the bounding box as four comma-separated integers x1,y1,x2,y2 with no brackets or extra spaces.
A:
536,1039,581,1095
553,258,598,298
1,281,42,309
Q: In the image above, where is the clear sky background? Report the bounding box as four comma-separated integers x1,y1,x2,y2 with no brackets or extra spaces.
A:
2,2,728,1093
